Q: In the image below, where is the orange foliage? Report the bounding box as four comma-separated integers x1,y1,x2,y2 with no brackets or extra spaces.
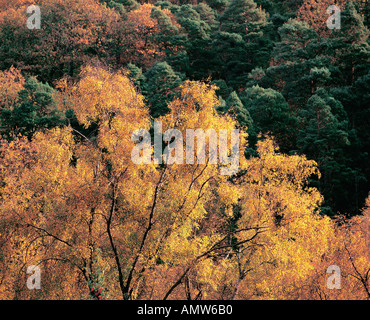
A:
297,0,346,36
297,202,370,300
120,3,182,68
0,0,120,78
0,67,25,109
0,0,35,8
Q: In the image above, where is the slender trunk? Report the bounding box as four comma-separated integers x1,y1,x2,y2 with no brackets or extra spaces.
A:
345,246,370,299
231,247,242,300
124,167,167,299
231,278,242,300
106,184,126,299
164,266,192,300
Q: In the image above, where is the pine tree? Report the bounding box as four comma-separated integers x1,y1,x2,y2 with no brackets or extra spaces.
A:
296,88,352,215
195,2,219,31
0,77,63,140
150,5,183,58
205,0,230,12
210,31,250,88
143,61,182,118
218,0,271,80
223,91,257,156
240,85,293,151
172,4,213,80
331,0,370,85
224,91,253,129
220,0,267,35
126,63,146,92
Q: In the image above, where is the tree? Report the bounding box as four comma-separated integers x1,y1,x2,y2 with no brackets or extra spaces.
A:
171,4,214,80
296,88,352,214
224,91,253,129
217,91,257,155
216,0,270,87
240,85,293,151
126,63,146,91
118,3,182,69
101,0,139,12
330,0,370,85
0,0,369,301
204,0,229,12
220,0,267,35
210,31,251,88
143,61,183,117
0,0,121,82
0,66,343,300
0,66,25,110
298,194,370,300
297,0,346,37
195,2,219,31
230,137,334,299
151,4,184,57
264,19,325,108
262,13,369,216
0,66,246,299
0,77,63,140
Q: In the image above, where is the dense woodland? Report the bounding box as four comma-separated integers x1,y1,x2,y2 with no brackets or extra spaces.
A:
0,0,369,299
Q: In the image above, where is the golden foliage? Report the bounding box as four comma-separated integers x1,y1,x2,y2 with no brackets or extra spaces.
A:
0,66,368,300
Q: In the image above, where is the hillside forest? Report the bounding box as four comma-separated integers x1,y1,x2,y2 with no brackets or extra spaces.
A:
0,0,369,299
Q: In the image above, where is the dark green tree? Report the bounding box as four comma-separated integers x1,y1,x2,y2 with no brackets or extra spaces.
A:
151,5,184,58
211,79,232,99
143,61,183,118
263,19,329,108
331,0,370,86
195,3,220,31
217,91,257,158
104,0,139,11
220,0,267,35
218,0,271,79
296,89,353,215
225,91,253,129
0,78,63,140
210,31,250,87
240,85,293,151
126,63,147,93
171,4,213,80
205,0,230,12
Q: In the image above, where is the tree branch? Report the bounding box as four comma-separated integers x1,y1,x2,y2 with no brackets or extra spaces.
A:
25,223,72,247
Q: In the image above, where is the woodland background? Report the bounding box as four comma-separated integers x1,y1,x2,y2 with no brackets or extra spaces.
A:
0,0,369,299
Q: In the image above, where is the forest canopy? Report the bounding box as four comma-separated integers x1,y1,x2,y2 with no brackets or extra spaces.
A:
0,0,369,300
